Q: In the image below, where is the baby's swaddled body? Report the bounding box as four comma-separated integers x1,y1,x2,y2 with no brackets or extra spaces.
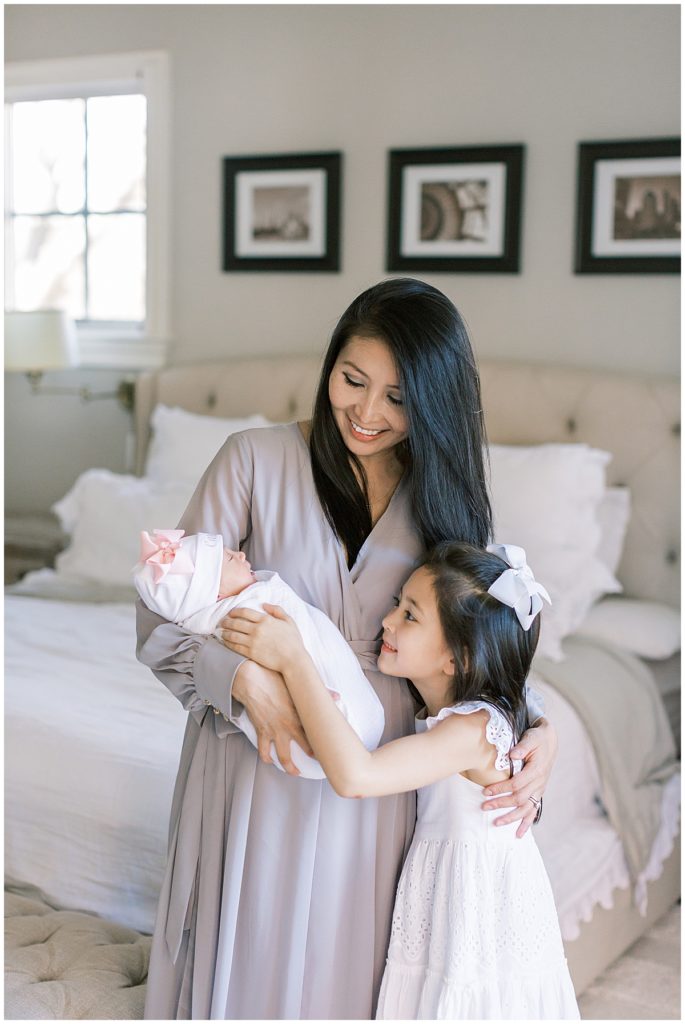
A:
134,531,385,777
183,569,385,776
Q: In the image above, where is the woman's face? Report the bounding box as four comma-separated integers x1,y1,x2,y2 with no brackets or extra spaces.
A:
328,336,408,458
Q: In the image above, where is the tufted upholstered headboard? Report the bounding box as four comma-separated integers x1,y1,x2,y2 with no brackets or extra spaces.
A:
134,357,680,608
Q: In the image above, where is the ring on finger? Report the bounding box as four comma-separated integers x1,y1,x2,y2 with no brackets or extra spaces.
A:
528,794,543,824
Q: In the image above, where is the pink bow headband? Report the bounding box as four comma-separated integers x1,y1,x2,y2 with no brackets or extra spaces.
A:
139,529,195,584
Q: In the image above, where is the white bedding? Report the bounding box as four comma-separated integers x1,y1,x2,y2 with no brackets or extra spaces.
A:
5,593,186,933
3,584,673,940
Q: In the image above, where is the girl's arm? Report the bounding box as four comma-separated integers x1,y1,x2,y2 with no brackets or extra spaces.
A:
284,647,486,798
222,605,488,798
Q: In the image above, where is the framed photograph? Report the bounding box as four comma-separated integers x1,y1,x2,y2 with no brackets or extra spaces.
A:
387,145,524,273
223,152,341,271
575,138,680,274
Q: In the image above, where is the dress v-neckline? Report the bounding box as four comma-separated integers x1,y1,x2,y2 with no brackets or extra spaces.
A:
344,477,405,580
291,422,405,581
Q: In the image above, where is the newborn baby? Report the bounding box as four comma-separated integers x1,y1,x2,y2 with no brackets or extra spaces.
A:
133,529,385,778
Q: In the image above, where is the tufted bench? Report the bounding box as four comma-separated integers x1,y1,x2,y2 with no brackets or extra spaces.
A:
5,884,150,1020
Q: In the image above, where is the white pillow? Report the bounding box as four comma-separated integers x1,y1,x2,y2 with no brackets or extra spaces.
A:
52,469,192,587
596,486,631,575
488,444,621,662
576,597,681,660
145,405,272,483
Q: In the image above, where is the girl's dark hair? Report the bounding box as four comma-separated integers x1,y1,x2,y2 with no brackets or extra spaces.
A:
422,541,540,745
310,278,492,568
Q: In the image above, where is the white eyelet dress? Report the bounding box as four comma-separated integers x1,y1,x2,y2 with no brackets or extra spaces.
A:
376,701,580,1020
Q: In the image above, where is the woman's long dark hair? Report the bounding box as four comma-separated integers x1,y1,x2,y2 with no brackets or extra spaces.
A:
423,542,538,744
310,278,492,567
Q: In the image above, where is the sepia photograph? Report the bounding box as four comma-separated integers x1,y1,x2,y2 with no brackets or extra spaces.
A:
613,174,680,241
252,185,311,242
420,179,490,243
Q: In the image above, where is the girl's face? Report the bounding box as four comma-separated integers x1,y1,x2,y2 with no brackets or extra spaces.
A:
378,566,454,686
328,336,408,458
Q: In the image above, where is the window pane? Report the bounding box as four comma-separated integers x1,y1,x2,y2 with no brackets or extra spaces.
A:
88,214,145,321
13,215,86,318
11,100,85,214
87,95,146,212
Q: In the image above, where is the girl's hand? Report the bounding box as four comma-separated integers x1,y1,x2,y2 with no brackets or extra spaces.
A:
232,660,314,775
481,718,558,838
220,604,305,674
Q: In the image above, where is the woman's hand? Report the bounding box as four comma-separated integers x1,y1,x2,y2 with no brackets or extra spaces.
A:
220,604,305,674
232,659,314,775
481,718,558,838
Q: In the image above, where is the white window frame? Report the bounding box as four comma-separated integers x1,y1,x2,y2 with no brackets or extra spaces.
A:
5,51,170,369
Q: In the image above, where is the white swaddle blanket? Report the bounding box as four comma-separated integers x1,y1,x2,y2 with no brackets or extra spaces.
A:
182,571,385,776
133,545,386,777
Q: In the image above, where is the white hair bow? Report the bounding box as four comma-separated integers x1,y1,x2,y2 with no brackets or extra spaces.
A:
486,543,551,631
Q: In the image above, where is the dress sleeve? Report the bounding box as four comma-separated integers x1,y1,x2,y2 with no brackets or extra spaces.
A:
135,431,254,729
424,700,518,773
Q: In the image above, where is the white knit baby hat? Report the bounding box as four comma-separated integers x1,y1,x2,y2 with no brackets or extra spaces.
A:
133,530,225,622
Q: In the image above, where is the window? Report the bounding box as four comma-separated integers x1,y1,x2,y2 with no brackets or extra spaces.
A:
5,52,170,368
7,93,147,322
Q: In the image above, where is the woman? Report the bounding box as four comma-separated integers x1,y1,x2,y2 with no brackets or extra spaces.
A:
137,278,557,1020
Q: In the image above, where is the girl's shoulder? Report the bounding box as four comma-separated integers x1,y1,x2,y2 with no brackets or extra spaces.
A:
422,701,515,773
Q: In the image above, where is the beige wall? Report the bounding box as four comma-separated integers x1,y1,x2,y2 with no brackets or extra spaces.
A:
5,4,680,514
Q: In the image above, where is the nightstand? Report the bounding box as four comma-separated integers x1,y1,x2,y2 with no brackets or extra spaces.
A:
5,513,67,585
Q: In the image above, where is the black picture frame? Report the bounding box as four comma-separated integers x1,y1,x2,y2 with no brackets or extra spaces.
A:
222,151,342,272
386,144,524,273
575,137,680,274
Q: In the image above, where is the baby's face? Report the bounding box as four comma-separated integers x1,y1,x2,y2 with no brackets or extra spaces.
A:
218,548,256,598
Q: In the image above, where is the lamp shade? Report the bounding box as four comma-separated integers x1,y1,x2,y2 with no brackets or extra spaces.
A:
4,310,79,372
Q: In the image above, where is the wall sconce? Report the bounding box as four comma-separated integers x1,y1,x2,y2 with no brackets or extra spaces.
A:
4,310,135,412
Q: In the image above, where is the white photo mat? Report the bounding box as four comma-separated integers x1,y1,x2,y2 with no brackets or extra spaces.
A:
591,156,680,258
235,169,327,258
400,162,506,257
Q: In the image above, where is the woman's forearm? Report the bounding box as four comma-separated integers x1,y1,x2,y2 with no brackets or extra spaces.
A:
281,652,373,796
136,598,244,728
231,660,250,705
526,715,556,748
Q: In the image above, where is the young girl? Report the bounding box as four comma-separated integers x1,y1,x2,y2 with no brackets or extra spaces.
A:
223,541,580,1020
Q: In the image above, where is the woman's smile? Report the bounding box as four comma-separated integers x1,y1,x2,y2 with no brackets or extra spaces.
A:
348,416,388,442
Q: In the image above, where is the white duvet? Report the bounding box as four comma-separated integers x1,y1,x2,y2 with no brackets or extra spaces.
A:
4,590,635,938
5,594,187,933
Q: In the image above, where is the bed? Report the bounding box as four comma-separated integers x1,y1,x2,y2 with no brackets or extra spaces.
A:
5,355,680,999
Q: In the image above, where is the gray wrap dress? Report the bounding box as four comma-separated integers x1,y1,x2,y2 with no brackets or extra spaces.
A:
137,423,423,1019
